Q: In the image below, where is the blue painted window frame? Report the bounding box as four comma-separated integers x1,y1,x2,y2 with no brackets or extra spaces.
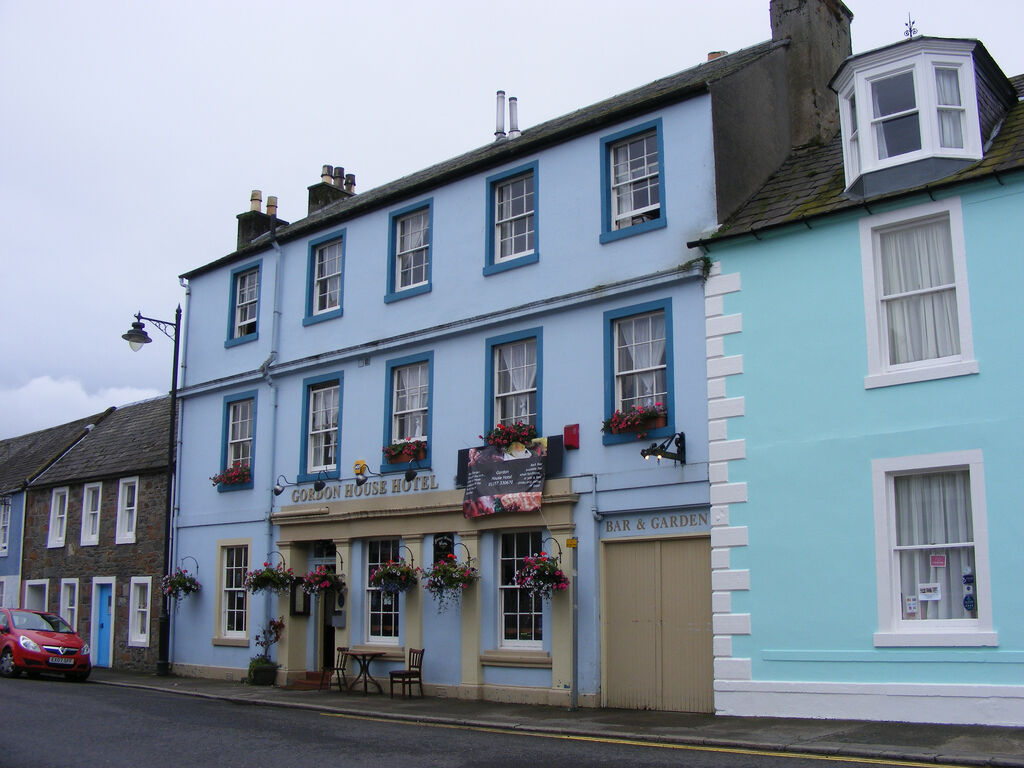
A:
602,299,674,446
297,371,344,482
303,228,346,326
225,261,261,347
219,390,258,492
484,327,543,436
381,352,433,474
384,199,433,303
599,118,668,244
484,161,540,276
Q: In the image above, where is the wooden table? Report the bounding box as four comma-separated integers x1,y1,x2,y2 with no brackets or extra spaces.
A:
345,650,386,694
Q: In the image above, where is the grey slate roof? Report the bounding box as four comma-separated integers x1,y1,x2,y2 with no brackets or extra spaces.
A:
181,39,787,279
31,396,171,487
0,410,113,494
695,76,1024,245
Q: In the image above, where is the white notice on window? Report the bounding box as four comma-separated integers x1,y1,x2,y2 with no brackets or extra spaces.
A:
918,582,942,601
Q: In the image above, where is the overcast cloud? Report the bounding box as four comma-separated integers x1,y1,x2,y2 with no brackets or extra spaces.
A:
2,0,1022,438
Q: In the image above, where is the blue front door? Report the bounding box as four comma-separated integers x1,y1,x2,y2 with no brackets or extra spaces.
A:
96,584,111,667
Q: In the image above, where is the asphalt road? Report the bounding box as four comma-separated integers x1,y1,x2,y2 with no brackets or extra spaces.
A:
3,675,930,767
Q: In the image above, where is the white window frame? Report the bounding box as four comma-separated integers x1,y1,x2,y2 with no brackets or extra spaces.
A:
493,338,537,427
24,579,48,611
836,42,982,188
499,530,544,649
0,496,10,556
609,129,661,231
219,544,249,640
0,579,6,608
872,450,995,647
494,172,535,262
47,487,69,548
307,381,340,474
228,398,254,469
59,578,79,630
128,576,152,647
115,477,138,545
860,197,977,389
233,267,259,338
391,361,429,442
366,538,401,645
613,310,668,412
80,482,102,546
313,239,343,315
395,209,430,291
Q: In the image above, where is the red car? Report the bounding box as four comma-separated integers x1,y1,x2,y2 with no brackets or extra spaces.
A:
0,608,91,681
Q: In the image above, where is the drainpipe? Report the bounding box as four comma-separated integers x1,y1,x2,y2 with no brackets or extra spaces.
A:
262,214,284,623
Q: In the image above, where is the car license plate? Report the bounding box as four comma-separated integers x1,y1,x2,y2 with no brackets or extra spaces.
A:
47,656,74,666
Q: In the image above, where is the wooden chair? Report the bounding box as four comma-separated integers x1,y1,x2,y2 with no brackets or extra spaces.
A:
319,646,349,691
389,648,424,698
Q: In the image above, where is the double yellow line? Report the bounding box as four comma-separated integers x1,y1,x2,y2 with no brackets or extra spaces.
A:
321,711,970,767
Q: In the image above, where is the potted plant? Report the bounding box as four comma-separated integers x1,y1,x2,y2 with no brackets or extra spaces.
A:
369,560,418,594
420,553,479,611
248,616,285,686
161,568,201,601
480,421,539,452
601,402,667,436
301,565,345,596
515,552,569,600
383,439,427,463
209,463,252,486
244,561,295,595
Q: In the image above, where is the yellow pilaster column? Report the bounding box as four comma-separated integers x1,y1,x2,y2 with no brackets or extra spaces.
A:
403,534,423,654
275,543,309,684
457,531,482,694
547,526,575,697
333,538,351,653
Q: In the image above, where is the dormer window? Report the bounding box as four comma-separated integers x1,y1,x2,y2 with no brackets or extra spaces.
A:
833,39,993,198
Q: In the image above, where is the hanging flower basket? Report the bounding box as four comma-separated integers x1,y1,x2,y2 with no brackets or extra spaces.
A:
210,464,251,486
244,562,295,594
420,554,479,611
161,568,201,601
369,560,418,594
515,552,569,600
480,422,539,452
301,565,345,596
601,403,667,436
383,440,427,463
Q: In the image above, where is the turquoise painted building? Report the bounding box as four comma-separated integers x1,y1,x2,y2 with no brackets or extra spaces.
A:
691,36,1024,725
166,0,853,711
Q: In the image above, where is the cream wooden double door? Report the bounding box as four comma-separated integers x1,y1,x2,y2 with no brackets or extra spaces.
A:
602,536,713,712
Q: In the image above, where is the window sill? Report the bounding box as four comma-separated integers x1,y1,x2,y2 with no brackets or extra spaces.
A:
217,482,254,493
114,537,137,545
483,252,539,276
384,284,431,304
224,333,258,349
212,636,249,647
303,308,343,326
127,638,150,648
874,630,998,647
864,359,978,389
480,649,551,668
46,541,65,549
599,216,666,244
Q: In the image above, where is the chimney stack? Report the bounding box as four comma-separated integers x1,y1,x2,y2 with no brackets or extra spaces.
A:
508,97,521,138
308,163,357,215
494,90,506,140
770,0,853,146
707,51,727,61
236,189,288,250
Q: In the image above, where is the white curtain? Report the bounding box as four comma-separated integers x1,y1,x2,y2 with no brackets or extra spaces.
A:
880,219,960,364
616,314,666,407
935,68,964,149
894,471,975,620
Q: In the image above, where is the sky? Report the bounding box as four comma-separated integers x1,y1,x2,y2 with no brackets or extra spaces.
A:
2,0,1022,439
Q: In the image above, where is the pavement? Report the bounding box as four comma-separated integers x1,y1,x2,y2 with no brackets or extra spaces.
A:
89,668,1024,767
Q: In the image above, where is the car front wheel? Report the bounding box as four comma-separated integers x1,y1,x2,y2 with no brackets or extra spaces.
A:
0,648,21,678
66,670,90,682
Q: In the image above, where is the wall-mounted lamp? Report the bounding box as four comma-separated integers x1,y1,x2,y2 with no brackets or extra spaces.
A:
640,432,686,464
353,459,379,487
273,471,327,496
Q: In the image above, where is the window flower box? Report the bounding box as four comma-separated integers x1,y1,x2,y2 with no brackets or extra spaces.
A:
210,464,251,487
383,440,427,463
601,403,667,435
480,422,539,452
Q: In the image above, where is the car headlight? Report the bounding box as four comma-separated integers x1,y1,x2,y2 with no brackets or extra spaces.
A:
19,635,40,652
80,643,90,655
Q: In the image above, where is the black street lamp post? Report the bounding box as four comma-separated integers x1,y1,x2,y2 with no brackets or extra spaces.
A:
122,306,181,676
